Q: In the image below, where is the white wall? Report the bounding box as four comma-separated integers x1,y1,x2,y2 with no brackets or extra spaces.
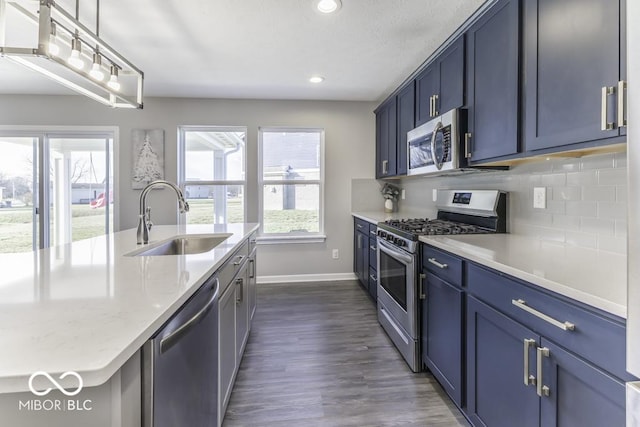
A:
0,95,376,277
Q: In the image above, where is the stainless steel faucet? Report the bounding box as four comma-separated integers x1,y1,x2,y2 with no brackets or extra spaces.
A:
137,180,190,244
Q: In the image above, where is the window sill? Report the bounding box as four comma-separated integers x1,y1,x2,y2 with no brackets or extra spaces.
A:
256,234,327,245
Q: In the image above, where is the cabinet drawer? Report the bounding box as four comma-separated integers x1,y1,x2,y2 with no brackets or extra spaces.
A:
218,239,250,294
467,263,630,380
354,218,370,233
422,245,463,288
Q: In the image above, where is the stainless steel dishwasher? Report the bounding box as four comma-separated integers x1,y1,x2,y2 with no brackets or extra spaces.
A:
142,276,219,427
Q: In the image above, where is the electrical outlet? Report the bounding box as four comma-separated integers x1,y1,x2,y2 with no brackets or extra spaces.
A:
332,249,339,259
533,187,546,209
432,189,438,202
401,189,406,200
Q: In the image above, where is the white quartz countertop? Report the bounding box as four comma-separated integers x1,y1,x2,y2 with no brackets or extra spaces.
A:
420,234,627,318
0,223,258,393
352,210,428,224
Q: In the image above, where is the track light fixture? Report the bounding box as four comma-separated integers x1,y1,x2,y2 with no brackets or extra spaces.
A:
0,0,144,109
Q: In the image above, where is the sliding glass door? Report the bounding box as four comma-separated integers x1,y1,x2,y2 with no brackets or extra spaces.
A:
0,130,114,253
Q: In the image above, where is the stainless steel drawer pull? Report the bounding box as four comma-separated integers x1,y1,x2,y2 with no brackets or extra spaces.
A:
464,132,472,159
433,94,439,116
428,258,448,269
536,346,550,397
512,299,575,331
382,160,389,174
618,80,627,128
370,245,376,251
369,274,377,281
233,255,246,266
523,338,537,386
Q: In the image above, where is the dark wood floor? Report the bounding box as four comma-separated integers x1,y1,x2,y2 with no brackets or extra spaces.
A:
222,280,469,427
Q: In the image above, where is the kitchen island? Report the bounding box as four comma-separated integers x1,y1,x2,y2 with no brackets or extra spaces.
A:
0,223,258,426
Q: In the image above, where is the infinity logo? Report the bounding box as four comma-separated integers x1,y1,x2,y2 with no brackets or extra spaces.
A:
28,371,83,397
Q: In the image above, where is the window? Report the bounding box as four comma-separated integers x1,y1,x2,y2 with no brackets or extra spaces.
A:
0,129,115,253
259,128,324,242
179,127,246,225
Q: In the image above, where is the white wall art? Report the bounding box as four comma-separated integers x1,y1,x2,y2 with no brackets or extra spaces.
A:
131,129,164,189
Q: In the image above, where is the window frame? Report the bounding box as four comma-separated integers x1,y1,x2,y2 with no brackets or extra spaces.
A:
177,125,248,225
258,127,325,243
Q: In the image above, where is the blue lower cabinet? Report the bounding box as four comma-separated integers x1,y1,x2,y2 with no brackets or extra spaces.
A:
466,296,540,427
540,338,626,427
422,272,464,407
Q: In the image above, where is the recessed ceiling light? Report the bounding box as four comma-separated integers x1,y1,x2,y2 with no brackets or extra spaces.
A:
316,0,342,14
309,76,325,83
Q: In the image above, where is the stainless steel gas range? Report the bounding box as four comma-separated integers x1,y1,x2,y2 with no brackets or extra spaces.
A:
376,189,507,372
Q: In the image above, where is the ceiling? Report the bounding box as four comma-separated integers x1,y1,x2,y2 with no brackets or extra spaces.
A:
0,0,487,102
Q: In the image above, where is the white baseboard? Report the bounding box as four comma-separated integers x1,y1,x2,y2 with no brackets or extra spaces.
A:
257,272,357,284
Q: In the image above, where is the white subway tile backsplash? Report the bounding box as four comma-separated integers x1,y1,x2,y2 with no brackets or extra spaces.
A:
552,186,581,201
599,168,627,185
598,202,626,220
566,201,598,217
582,186,616,202
396,151,627,253
567,170,598,186
580,217,616,235
597,235,626,254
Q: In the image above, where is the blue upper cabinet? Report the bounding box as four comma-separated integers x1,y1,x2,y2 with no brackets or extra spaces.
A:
524,0,626,152
415,36,465,127
375,98,397,178
465,0,520,163
396,82,415,176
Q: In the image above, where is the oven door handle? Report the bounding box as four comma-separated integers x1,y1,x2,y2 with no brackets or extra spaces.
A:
378,238,414,265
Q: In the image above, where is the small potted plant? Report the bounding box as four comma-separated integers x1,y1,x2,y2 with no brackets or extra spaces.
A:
380,183,401,213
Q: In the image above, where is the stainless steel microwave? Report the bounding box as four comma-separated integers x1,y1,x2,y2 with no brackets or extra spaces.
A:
407,108,460,176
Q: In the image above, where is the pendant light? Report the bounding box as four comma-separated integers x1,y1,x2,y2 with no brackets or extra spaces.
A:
48,22,60,56
107,65,121,91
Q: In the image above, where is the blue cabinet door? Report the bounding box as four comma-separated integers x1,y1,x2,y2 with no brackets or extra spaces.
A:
467,296,540,427
540,338,626,427
396,82,415,176
524,0,622,151
466,0,520,162
422,273,464,407
375,98,398,178
416,37,464,127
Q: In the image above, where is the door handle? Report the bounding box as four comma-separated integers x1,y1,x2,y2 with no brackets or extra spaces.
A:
512,299,575,331
523,338,536,386
601,86,615,130
160,279,219,354
618,80,627,128
464,132,472,159
249,258,255,279
427,257,448,269
433,94,439,116
536,346,550,397
236,277,244,303
429,95,434,117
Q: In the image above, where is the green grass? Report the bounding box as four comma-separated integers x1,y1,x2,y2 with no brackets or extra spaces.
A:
0,205,110,253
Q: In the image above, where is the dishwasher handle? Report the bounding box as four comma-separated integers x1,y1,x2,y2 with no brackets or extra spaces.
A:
160,278,219,354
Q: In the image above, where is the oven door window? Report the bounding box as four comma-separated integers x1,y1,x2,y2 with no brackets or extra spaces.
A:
379,250,407,311
408,133,434,170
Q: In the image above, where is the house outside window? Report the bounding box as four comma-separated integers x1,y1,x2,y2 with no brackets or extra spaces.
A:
178,126,246,225
258,128,325,243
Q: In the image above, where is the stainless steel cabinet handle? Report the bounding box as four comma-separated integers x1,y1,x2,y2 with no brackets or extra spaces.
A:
618,80,627,128
419,273,426,299
356,223,364,229
523,339,537,386
433,94,439,116
428,257,448,269
233,255,246,266
370,229,377,236
382,160,388,175
160,279,219,354
601,86,615,130
249,258,255,279
512,299,575,331
464,132,472,159
429,95,434,117
369,245,376,251
536,346,550,397
357,234,362,249
369,273,377,281
236,277,244,303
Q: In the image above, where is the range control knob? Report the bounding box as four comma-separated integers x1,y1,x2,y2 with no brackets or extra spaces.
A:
397,239,406,247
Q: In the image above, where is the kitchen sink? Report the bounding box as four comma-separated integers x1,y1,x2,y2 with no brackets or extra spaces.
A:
126,234,232,257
